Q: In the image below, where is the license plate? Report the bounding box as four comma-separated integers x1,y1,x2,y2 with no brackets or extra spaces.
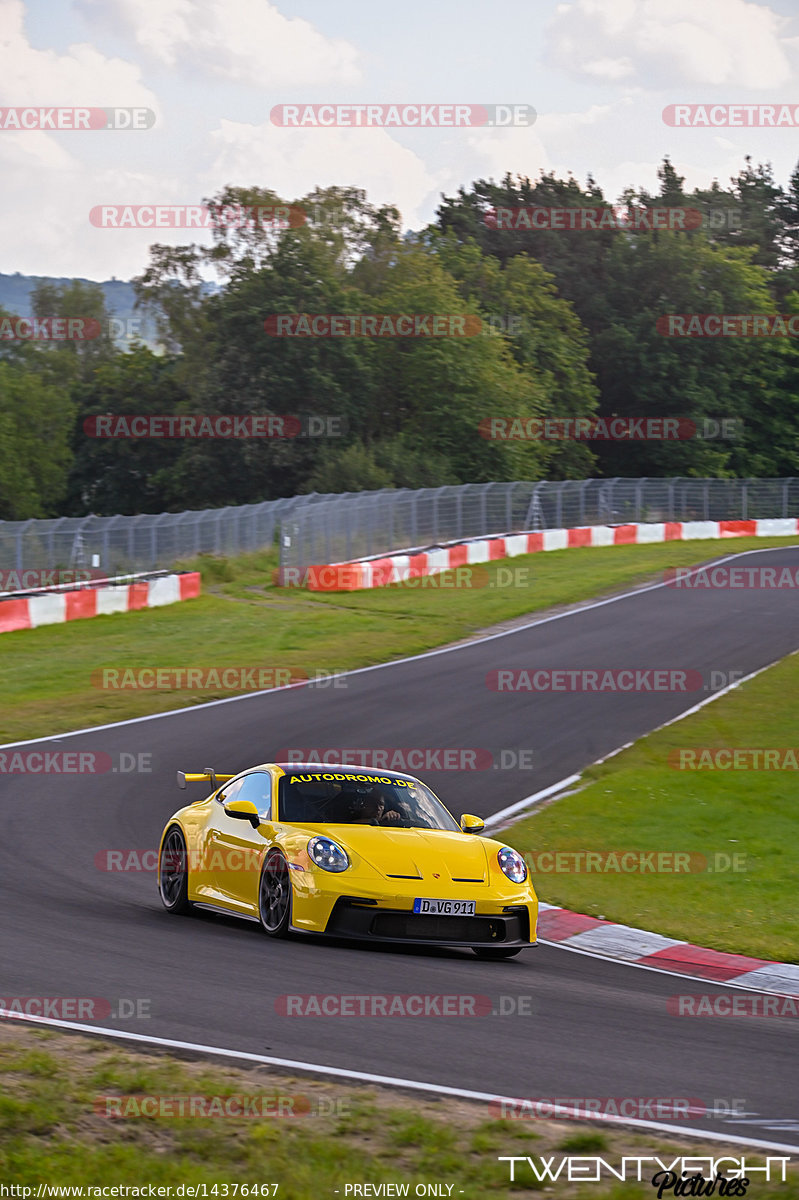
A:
413,898,476,916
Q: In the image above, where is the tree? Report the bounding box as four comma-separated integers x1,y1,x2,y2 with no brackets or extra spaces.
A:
0,361,74,518
63,347,189,515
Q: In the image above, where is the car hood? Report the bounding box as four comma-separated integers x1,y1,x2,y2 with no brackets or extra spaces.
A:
332,826,490,883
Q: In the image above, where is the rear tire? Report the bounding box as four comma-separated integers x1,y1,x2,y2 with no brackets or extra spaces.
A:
258,850,292,938
158,826,191,914
473,946,523,959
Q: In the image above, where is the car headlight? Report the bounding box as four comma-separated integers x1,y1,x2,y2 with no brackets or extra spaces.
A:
497,846,527,884
308,836,350,873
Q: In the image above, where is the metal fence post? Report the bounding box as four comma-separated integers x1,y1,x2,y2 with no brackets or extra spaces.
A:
17,521,33,570
636,478,646,523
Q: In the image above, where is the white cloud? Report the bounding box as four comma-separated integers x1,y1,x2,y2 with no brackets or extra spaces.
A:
0,0,163,277
77,0,361,87
0,150,176,278
548,0,793,88
0,0,157,107
458,101,636,199
203,120,438,229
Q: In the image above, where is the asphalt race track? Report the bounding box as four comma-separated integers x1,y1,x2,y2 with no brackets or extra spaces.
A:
2,546,799,1148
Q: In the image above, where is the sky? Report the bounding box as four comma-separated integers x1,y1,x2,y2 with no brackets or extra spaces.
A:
5,0,799,281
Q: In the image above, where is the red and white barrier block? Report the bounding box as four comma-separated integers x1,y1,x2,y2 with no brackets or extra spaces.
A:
303,518,799,591
0,572,201,634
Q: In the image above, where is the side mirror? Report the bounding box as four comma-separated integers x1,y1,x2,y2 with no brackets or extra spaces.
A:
224,798,261,827
460,814,485,834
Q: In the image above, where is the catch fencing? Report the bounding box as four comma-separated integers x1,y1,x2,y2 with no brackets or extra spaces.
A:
0,494,335,578
279,478,799,570
1,478,797,578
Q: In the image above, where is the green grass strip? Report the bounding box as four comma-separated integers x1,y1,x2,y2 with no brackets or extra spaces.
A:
2,536,797,744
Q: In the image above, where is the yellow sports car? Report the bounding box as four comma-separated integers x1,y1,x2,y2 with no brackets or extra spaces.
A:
157,762,538,958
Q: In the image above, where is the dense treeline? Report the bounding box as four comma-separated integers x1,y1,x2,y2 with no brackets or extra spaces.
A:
3,157,799,519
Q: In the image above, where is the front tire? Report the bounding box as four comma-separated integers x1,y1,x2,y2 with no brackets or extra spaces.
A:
473,946,523,959
258,850,292,938
158,826,191,914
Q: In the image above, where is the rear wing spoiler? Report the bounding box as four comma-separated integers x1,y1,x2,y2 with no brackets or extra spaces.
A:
177,768,235,790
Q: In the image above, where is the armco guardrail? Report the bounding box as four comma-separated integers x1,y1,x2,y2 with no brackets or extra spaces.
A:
278,478,799,571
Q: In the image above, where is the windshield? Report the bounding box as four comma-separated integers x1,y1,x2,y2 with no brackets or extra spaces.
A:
278,770,460,831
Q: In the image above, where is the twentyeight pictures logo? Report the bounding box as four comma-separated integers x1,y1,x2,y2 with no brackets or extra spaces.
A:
270,104,535,127
499,1156,789,1183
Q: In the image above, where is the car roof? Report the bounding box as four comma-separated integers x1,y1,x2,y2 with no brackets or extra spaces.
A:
270,762,420,783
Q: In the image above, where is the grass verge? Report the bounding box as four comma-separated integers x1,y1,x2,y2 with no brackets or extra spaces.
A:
506,650,799,962
1,1024,796,1196
2,536,798,744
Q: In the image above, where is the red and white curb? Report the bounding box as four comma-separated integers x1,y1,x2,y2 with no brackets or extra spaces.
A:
0,571,201,634
302,518,799,590
538,901,799,994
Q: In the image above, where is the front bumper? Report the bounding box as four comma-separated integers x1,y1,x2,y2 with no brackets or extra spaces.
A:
322,898,534,946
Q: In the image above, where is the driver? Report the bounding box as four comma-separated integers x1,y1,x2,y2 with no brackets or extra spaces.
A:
345,786,404,825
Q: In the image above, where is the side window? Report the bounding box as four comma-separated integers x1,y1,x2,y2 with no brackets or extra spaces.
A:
217,778,243,805
233,772,273,820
